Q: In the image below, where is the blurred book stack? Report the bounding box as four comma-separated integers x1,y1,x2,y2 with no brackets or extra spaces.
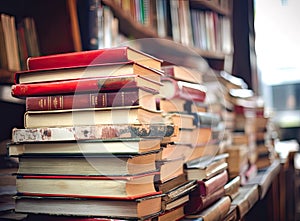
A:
8,46,183,220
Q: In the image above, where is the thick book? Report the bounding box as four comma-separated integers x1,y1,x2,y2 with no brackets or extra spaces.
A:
161,65,203,84
154,205,185,221
185,154,229,181
198,170,229,196
15,61,163,84
17,152,158,176
224,176,241,200
231,185,259,220
184,186,225,215
16,172,159,198
11,124,175,144
159,77,206,103
24,88,158,112
11,74,162,98
9,139,163,157
26,46,162,71
15,193,162,220
183,196,231,221
23,106,164,129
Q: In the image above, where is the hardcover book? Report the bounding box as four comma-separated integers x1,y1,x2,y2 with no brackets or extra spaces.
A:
183,196,231,221
159,77,206,103
17,152,158,176
16,172,159,198
12,74,162,98
15,61,163,84
11,124,175,144
231,185,259,220
9,139,163,157
15,193,162,219
26,46,162,71
24,87,158,112
184,186,225,215
23,106,164,129
161,65,203,84
198,170,229,196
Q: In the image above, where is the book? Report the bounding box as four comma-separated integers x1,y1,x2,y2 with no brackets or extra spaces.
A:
26,46,162,71
11,124,175,144
15,61,163,84
23,106,164,129
11,74,162,98
245,159,280,199
16,172,159,198
163,112,195,130
161,180,197,211
185,153,229,181
154,205,185,221
24,88,158,112
15,194,162,219
183,196,231,221
161,65,203,84
155,173,187,193
198,170,229,196
231,185,259,220
222,205,238,221
184,186,225,215
224,176,241,200
17,152,158,176
155,157,185,183
159,77,206,103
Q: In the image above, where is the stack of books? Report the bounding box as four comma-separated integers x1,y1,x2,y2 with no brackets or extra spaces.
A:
9,46,180,220
152,65,207,220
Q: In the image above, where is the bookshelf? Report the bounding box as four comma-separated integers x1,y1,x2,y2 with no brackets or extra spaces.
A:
0,0,235,84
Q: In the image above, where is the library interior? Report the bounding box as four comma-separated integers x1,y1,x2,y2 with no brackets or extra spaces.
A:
0,0,300,220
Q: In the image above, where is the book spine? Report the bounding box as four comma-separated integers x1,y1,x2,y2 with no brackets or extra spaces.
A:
199,170,228,196
26,47,129,71
26,90,141,111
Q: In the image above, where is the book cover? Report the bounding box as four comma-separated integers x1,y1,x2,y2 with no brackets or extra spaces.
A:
184,186,225,215
159,77,206,103
11,74,162,98
24,88,158,112
16,172,160,198
15,61,163,84
231,185,259,219
161,65,203,84
26,46,162,71
198,170,229,196
184,196,231,221
17,152,159,176
11,124,175,145
23,106,164,129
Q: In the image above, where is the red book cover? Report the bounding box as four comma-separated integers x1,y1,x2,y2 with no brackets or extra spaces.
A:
160,77,206,102
198,170,228,196
26,46,162,71
11,74,161,97
184,186,225,215
25,88,157,111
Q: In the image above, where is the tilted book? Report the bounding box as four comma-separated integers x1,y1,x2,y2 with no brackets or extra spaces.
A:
26,46,162,71
162,65,203,84
11,74,162,97
11,124,176,143
159,77,206,103
15,61,163,84
198,170,229,196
